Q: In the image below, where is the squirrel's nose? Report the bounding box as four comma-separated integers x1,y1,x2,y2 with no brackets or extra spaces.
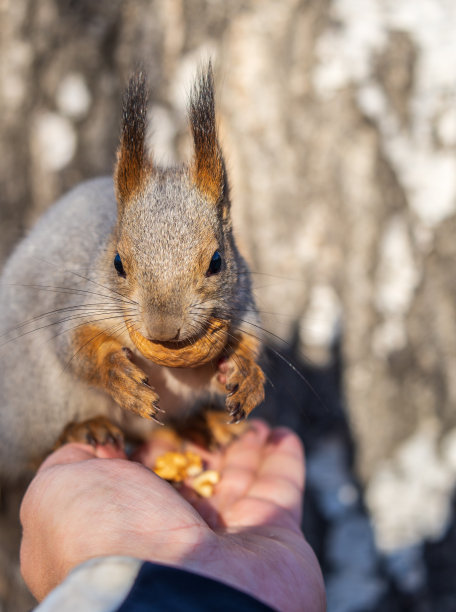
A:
143,313,182,343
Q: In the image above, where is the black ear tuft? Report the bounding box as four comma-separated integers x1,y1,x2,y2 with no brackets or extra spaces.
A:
115,71,154,207
189,62,226,204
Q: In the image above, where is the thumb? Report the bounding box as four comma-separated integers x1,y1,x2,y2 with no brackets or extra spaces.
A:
37,443,100,472
38,442,127,472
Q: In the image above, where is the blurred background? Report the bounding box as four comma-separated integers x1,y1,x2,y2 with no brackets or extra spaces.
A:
1,1,456,610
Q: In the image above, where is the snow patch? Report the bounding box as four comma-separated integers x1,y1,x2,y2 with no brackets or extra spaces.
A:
56,73,91,120
375,215,419,316
367,420,456,551
314,0,456,227
372,317,407,357
300,284,342,348
33,112,77,171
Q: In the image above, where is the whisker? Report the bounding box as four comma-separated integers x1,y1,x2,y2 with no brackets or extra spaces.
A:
188,312,253,380
0,303,136,341
33,257,138,305
265,344,326,410
0,310,131,350
62,319,129,374
5,282,133,305
192,312,324,405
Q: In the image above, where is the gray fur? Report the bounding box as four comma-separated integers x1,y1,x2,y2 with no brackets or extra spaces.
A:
0,68,259,480
0,178,119,478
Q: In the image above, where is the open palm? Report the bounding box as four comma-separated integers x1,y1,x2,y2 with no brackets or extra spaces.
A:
21,421,325,611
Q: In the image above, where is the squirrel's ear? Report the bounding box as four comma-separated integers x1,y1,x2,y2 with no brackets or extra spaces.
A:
114,72,154,210
189,63,227,205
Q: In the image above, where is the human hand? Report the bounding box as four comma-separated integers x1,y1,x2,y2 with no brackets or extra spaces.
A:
20,421,325,612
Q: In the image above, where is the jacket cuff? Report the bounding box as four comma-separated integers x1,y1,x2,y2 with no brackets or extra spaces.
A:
34,556,275,611
34,556,142,612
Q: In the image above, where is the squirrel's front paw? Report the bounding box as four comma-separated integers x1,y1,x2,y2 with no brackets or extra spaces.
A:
219,355,266,424
104,347,162,423
55,416,124,449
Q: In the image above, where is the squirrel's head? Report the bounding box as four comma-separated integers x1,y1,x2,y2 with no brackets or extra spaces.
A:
112,64,242,351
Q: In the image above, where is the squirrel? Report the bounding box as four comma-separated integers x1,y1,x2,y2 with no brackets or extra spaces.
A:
0,64,265,480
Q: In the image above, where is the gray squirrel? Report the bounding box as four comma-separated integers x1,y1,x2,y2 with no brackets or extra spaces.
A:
0,64,265,480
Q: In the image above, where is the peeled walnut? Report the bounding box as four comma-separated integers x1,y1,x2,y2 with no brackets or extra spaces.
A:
153,451,203,482
191,470,220,498
153,451,220,497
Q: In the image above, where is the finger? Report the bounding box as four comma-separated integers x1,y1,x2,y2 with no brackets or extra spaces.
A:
22,444,124,530
133,421,267,473
152,421,270,527
209,420,271,511
39,442,128,472
132,429,184,467
258,428,305,493
179,419,272,475
37,443,99,473
92,444,127,459
219,419,271,475
236,428,305,527
169,421,270,528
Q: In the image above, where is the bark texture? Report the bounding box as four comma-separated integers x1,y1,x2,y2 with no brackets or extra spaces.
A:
1,0,455,609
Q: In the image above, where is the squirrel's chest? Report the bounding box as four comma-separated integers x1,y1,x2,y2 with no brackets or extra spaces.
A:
131,353,222,420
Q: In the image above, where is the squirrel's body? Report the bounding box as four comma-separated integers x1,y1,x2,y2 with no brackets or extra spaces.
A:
0,67,265,479
0,179,116,474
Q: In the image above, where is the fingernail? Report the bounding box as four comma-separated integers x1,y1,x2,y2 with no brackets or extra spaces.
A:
268,427,293,444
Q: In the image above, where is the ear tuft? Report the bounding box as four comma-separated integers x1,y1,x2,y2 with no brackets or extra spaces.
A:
189,63,226,204
115,72,154,207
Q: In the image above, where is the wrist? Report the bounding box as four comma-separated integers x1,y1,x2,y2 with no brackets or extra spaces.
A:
173,527,325,612
165,532,267,606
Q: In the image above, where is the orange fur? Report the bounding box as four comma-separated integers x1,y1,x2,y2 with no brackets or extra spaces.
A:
115,144,153,205
189,64,226,204
72,324,160,421
72,324,123,381
224,332,266,421
127,318,229,367
55,416,124,448
191,143,224,203
114,72,154,208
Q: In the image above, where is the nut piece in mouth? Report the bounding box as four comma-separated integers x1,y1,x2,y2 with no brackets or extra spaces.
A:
127,318,229,368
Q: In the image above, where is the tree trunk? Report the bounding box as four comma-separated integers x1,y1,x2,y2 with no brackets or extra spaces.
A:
1,0,455,609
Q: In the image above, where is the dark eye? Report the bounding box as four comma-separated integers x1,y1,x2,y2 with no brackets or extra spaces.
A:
114,253,126,278
206,250,222,276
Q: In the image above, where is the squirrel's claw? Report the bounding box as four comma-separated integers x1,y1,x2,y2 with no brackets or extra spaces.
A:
151,399,165,413
226,383,239,397
55,416,125,450
141,382,165,413
147,402,165,425
102,347,163,423
227,403,247,425
131,400,164,425
223,352,265,423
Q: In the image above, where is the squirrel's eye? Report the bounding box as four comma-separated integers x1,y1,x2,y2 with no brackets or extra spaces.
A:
207,250,222,276
114,253,126,278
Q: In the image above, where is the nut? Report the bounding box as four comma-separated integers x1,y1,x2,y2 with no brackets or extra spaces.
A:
153,450,203,482
191,469,220,498
153,451,220,498
127,318,229,368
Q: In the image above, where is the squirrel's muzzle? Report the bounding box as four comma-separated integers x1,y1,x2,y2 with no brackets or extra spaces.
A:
143,312,183,343
126,318,229,368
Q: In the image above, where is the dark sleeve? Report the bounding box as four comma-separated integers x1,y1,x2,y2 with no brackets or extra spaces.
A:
116,562,276,612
